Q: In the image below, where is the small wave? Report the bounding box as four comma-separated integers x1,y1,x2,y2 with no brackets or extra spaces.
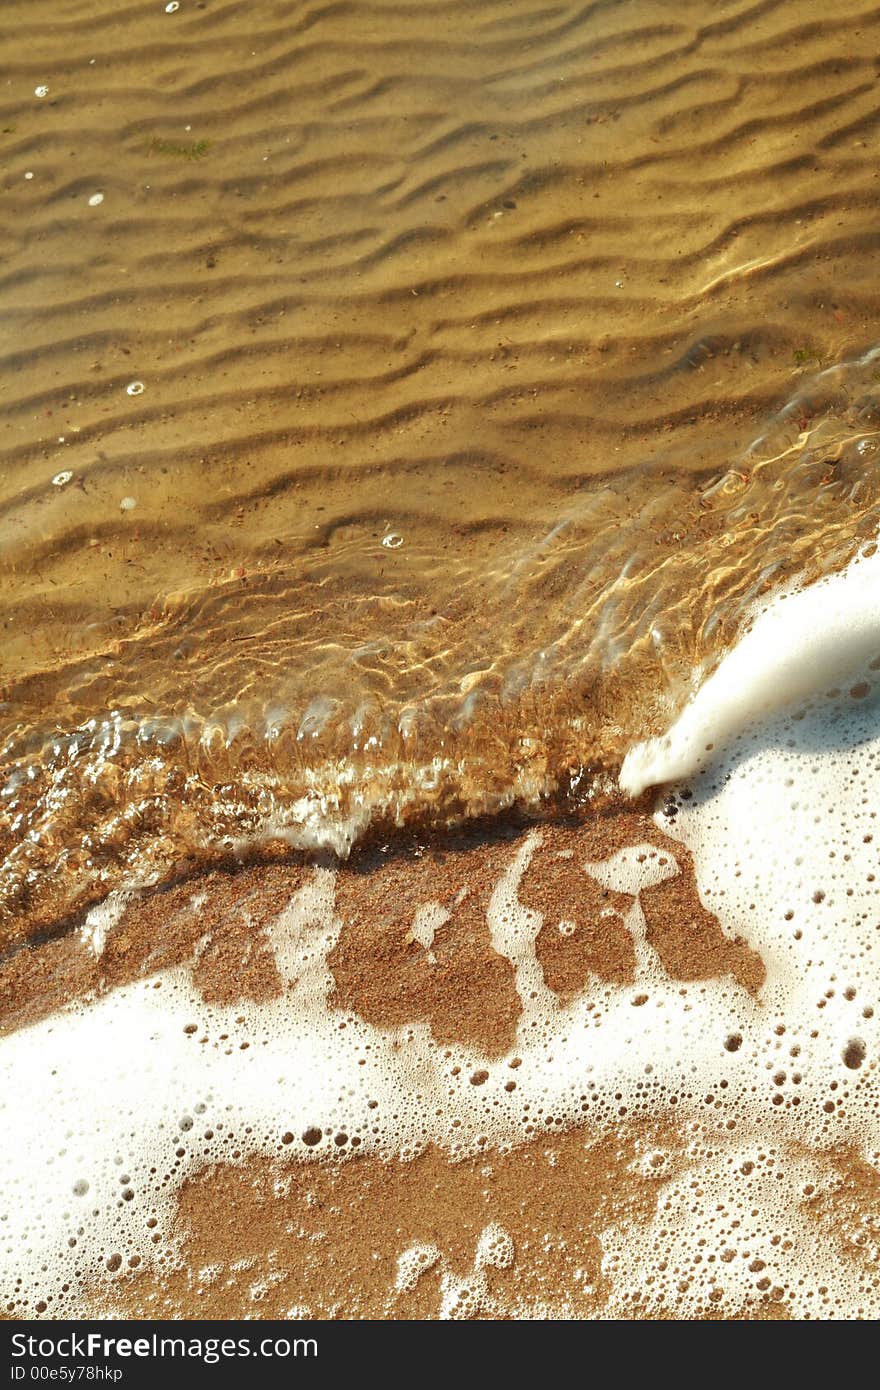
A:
2,350,880,942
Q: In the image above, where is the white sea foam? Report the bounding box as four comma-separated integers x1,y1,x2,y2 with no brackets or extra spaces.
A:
620,543,880,796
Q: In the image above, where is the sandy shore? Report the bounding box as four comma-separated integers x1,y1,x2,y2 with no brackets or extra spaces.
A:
4,0,880,1321
0,801,861,1319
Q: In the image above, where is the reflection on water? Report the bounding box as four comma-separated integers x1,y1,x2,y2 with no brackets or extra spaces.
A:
2,0,880,937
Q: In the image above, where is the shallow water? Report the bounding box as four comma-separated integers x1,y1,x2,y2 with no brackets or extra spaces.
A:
4,0,880,936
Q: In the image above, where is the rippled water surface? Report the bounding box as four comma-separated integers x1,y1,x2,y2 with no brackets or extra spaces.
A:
3,0,880,937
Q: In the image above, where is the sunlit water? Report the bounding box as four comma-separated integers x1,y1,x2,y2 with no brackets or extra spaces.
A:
3,0,880,939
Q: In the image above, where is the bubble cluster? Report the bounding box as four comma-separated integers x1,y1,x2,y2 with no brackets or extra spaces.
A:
394,1244,440,1295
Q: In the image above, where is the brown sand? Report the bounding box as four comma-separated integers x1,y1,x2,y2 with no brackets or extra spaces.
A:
330,840,521,1055
0,818,761,1045
1,814,777,1319
524,817,765,998
6,808,880,1319
95,1122,750,1320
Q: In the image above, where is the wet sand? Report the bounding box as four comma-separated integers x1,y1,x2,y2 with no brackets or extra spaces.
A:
0,809,866,1320
0,816,771,1319
0,812,762,1048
